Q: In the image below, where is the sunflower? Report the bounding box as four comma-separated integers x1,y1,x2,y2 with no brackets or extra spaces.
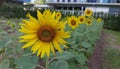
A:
19,10,70,58
43,10,51,17
97,18,102,23
86,19,92,25
67,16,79,29
84,9,92,16
56,12,61,19
78,16,85,24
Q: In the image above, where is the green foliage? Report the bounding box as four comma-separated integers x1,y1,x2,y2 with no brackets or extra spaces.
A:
15,56,38,69
0,11,103,69
48,17,103,69
0,59,10,69
68,60,77,69
81,41,92,48
103,14,120,31
0,36,13,49
0,18,39,69
55,51,75,60
75,53,87,65
50,60,68,69
0,3,45,18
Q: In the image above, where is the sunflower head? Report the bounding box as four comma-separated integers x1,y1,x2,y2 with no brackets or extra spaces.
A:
19,10,70,58
86,19,92,25
84,9,92,16
67,16,79,29
56,12,61,19
97,18,102,23
78,16,86,24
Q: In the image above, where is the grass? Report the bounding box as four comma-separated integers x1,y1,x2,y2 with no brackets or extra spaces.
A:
102,29,120,69
104,29,120,45
103,48,120,69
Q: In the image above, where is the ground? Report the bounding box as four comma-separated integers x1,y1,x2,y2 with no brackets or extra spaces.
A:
88,31,105,69
88,29,120,69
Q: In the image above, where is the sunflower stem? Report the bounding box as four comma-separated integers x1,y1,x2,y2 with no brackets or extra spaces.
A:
37,65,45,69
48,57,56,64
45,57,49,69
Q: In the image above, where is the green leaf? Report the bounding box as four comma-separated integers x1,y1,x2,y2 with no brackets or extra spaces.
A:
81,41,92,48
87,32,98,42
22,48,32,56
50,60,68,69
56,51,75,60
0,59,10,69
79,65,89,69
69,60,77,69
5,47,13,55
15,55,38,69
86,47,94,57
15,44,22,53
0,37,13,49
0,30,4,33
0,30,7,34
75,53,87,65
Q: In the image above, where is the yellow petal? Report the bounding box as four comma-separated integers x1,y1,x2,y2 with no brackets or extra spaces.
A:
32,41,42,54
37,10,44,24
51,11,56,20
45,43,50,57
56,31,70,38
53,41,62,53
50,42,55,55
22,38,38,48
22,20,40,30
41,45,46,58
55,37,67,44
54,37,68,48
27,13,38,23
36,41,46,56
19,39,30,42
19,28,37,34
62,44,68,48
19,34,37,39
37,45,43,56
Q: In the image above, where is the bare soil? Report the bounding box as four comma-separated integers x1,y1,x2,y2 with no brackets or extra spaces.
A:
88,31,105,69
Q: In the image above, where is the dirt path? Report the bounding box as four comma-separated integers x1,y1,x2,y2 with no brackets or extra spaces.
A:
88,31,106,69
88,29,120,69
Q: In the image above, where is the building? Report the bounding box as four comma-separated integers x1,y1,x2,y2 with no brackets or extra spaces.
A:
4,0,119,15
44,0,120,15
46,0,86,2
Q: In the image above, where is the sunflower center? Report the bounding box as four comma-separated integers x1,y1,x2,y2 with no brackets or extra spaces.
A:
38,26,55,42
57,14,60,16
71,20,76,25
42,30,51,37
87,10,90,14
87,21,91,24
80,18,84,22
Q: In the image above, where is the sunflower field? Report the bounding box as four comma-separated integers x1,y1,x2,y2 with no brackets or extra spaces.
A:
0,9,103,69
